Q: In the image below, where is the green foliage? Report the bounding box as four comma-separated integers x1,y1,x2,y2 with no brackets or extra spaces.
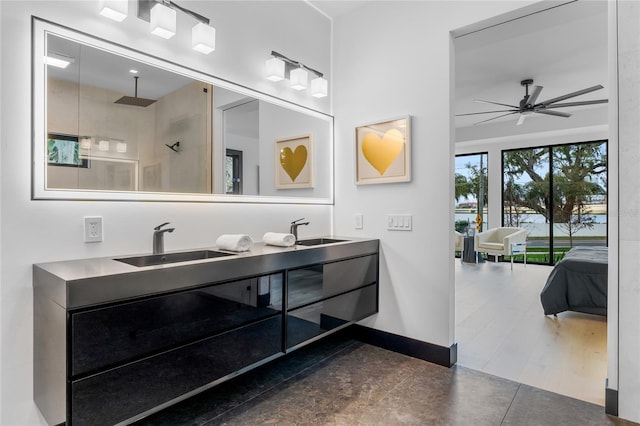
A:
455,220,469,233
503,142,606,246
455,157,487,209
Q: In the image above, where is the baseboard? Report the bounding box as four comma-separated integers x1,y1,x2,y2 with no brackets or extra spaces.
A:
351,324,457,367
605,387,618,416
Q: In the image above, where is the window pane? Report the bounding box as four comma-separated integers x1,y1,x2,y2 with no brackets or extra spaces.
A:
551,142,607,257
455,153,488,235
503,147,551,264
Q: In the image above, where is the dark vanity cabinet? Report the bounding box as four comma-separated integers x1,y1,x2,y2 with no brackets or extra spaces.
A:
33,239,379,425
69,276,283,425
286,254,378,348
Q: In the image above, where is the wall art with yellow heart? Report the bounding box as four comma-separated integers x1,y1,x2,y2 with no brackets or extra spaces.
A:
275,134,314,189
355,116,411,185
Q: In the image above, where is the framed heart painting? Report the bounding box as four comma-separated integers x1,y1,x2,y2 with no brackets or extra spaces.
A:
275,134,314,189
355,116,411,185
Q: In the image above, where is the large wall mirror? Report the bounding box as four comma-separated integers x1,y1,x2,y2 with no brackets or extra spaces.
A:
32,19,333,203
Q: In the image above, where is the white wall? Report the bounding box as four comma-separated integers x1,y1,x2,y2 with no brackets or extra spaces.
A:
333,1,537,349
615,1,640,422
0,1,331,424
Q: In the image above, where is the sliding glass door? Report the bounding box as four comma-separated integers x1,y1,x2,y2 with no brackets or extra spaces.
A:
502,141,607,265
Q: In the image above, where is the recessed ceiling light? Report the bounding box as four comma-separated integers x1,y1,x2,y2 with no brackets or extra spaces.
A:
129,69,139,74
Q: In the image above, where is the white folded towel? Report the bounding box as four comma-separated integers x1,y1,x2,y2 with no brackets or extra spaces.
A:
215,234,254,252
263,232,296,247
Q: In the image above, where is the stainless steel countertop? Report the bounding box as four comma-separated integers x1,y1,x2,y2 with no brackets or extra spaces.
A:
34,237,379,309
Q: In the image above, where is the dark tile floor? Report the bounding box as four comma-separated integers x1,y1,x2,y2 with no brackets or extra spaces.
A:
134,333,637,426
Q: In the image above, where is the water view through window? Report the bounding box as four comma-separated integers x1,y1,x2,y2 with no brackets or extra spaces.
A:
503,141,607,265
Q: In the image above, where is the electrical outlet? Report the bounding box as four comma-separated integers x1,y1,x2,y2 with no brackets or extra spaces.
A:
354,213,364,229
84,216,103,243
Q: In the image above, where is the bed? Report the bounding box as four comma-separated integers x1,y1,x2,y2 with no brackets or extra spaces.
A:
540,246,608,316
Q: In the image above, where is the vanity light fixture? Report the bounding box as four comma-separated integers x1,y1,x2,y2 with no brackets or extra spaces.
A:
310,76,328,98
265,57,285,82
265,51,327,98
116,141,128,153
150,2,176,39
80,137,93,150
119,0,216,54
98,0,128,22
290,67,308,91
98,139,110,151
192,22,216,54
44,52,75,69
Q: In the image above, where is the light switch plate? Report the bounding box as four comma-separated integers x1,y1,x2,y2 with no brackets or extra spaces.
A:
386,214,412,231
84,216,103,242
354,213,363,229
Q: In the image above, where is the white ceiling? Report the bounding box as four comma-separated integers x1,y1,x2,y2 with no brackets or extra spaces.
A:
306,0,367,19
455,0,608,138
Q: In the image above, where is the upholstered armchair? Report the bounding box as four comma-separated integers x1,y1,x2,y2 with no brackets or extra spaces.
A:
454,231,464,253
474,227,527,261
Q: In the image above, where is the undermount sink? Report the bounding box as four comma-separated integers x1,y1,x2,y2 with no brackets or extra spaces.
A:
115,250,234,267
296,238,348,246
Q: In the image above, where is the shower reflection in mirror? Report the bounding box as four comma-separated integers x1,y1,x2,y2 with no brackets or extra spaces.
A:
36,21,333,202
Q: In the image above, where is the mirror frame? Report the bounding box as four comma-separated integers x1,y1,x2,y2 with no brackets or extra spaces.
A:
32,18,334,204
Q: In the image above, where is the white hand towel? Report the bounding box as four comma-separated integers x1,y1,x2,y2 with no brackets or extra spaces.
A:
263,232,296,247
215,234,254,252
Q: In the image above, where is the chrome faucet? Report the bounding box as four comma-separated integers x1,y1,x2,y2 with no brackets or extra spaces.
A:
153,222,175,254
290,218,310,242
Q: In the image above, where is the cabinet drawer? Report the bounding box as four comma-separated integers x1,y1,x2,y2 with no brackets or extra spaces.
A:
322,254,377,298
287,283,377,349
71,274,283,376
71,316,283,426
287,255,377,310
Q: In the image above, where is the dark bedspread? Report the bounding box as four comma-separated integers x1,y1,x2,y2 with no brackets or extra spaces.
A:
540,246,608,316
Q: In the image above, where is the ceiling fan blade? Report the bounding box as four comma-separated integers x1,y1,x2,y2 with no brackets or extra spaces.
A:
544,99,608,108
456,109,517,117
535,109,572,118
539,85,604,106
527,86,543,105
516,114,527,126
474,99,518,109
473,111,519,125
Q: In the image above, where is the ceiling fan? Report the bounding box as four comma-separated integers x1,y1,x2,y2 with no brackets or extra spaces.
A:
457,79,608,126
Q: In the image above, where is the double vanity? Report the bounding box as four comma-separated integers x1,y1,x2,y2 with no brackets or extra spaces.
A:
33,237,379,425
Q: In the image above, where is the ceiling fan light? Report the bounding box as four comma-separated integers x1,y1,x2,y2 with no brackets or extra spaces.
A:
98,0,128,22
192,22,216,54
310,77,328,98
265,57,285,82
290,67,308,91
150,3,176,39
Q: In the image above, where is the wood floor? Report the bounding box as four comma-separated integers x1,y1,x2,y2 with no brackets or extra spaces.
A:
455,258,608,406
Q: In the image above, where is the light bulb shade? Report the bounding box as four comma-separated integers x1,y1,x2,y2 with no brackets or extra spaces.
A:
265,57,285,82
192,22,216,54
116,141,127,153
80,137,92,149
99,0,128,22
99,140,110,151
311,77,328,98
290,67,308,91
150,3,176,39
